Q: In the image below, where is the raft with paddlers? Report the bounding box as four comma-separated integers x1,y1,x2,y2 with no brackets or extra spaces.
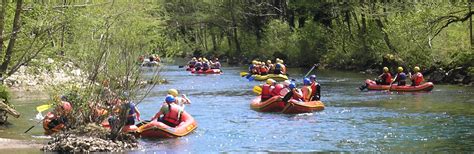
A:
250,96,325,114
191,68,222,74
101,120,139,134
364,79,434,92
240,72,288,81
137,110,197,138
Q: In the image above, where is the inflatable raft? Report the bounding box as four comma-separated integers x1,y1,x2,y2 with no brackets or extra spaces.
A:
250,74,288,81
137,111,197,138
42,112,65,135
191,69,222,74
101,119,139,134
365,79,434,92
250,96,325,114
281,100,325,114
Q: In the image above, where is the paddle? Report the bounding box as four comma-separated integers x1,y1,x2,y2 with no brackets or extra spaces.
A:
36,104,52,112
178,65,185,68
24,112,47,133
303,63,319,78
240,72,249,77
252,85,262,95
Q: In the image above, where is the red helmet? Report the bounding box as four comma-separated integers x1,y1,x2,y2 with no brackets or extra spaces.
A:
61,101,72,112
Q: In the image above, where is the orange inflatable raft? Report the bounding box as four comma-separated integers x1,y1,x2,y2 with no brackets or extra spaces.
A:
137,111,197,138
365,79,434,92
191,69,222,74
250,96,325,114
281,100,325,114
250,96,285,112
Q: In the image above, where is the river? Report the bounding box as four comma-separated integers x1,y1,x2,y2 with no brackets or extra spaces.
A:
1,64,473,152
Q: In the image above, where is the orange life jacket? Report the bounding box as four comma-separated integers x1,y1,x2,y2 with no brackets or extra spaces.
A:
301,86,312,102
260,66,268,74
162,103,181,126
261,84,272,100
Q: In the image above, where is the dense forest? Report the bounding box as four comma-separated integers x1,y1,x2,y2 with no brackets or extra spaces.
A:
0,0,472,81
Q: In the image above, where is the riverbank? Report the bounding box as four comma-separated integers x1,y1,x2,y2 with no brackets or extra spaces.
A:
0,137,43,149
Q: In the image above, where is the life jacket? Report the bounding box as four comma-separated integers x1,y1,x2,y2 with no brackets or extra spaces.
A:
189,61,196,67
274,64,282,74
260,66,268,74
281,64,287,74
253,65,260,74
272,84,284,96
202,63,210,69
310,82,318,95
162,103,181,126
301,86,312,102
249,64,255,72
127,102,135,119
292,89,303,101
261,84,273,100
383,73,392,85
195,62,202,68
412,72,424,86
397,73,406,81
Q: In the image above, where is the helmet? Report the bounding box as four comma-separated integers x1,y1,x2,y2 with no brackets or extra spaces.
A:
283,80,291,87
266,79,276,85
303,78,311,85
165,95,175,103
61,101,72,112
309,75,316,80
252,60,257,65
383,67,389,72
167,89,179,97
267,60,271,64
192,57,196,60
279,60,284,64
289,83,296,89
414,66,420,72
397,67,403,72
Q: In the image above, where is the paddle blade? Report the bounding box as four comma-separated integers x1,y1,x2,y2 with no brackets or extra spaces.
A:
248,75,255,81
252,85,262,95
179,65,185,68
36,104,52,112
240,72,249,77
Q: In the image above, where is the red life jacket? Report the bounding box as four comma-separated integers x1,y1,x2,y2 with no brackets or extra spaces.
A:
413,72,424,86
261,84,272,99
311,82,318,95
272,84,284,96
162,103,181,126
383,73,392,85
260,66,268,74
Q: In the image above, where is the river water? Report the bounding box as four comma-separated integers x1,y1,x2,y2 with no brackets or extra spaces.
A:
1,65,473,152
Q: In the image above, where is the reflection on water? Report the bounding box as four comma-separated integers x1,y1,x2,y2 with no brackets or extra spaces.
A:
2,64,474,152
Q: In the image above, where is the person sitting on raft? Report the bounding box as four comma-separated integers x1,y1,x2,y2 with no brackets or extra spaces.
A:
261,79,276,102
210,58,221,69
284,83,303,103
194,58,203,71
202,58,210,71
248,60,257,74
259,62,269,75
125,99,141,125
45,99,72,134
309,75,321,101
394,67,407,86
376,67,392,85
301,78,312,102
167,89,191,108
409,66,424,86
266,60,274,73
279,80,292,96
273,59,286,74
150,96,183,127
188,57,197,69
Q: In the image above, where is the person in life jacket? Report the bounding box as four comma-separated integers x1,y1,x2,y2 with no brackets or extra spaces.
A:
376,67,392,85
284,83,303,103
301,78,312,102
253,61,262,75
151,96,183,127
279,80,292,96
125,100,141,125
309,75,321,101
194,58,203,71
271,82,285,97
261,79,276,102
279,59,287,74
188,57,197,68
394,67,407,86
167,89,191,108
259,62,269,75
45,100,72,134
210,57,221,69
273,60,283,74
249,60,257,74
409,66,424,86
266,60,274,73
202,59,210,71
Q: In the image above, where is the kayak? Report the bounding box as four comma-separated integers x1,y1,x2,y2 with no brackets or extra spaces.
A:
365,79,434,92
137,111,197,138
281,100,325,114
101,119,139,134
191,69,222,74
42,112,65,135
250,96,285,112
250,96,325,114
253,74,288,81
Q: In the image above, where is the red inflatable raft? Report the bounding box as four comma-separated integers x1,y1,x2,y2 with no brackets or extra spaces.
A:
137,111,197,138
365,79,434,92
191,69,222,74
250,96,325,114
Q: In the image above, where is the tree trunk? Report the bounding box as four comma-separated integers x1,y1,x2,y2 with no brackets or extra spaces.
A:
375,18,397,53
470,0,473,49
230,0,241,55
211,30,217,51
0,0,23,78
0,0,6,58
344,9,353,39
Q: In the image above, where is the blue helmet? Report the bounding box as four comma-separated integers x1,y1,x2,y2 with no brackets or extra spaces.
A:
289,83,296,89
309,75,316,81
303,78,311,85
165,95,175,103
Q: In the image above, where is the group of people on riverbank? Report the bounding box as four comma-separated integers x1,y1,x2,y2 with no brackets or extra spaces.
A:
187,57,221,71
248,58,287,75
360,66,425,90
259,75,321,103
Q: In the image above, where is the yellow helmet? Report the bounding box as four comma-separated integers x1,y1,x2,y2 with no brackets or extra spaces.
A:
266,79,276,85
414,66,420,72
279,60,284,64
252,60,257,65
397,67,403,72
383,67,389,72
167,89,179,97
267,60,271,64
